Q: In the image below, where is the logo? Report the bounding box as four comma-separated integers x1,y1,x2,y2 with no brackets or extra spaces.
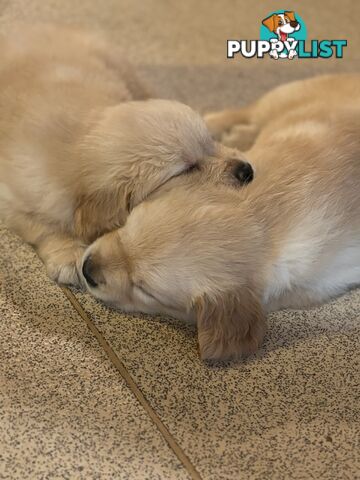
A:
227,10,347,60
260,10,306,59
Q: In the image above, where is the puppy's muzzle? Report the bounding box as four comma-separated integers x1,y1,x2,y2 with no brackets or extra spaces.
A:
233,161,254,185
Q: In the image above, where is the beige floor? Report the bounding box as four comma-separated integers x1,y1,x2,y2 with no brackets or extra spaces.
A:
1,1,360,479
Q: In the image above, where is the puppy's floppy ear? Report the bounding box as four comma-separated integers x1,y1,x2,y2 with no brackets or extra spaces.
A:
262,14,277,32
194,289,266,361
74,190,129,243
284,11,296,22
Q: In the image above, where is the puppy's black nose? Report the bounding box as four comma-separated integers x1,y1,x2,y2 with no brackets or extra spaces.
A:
290,20,298,28
233,161,254,185
82,256,98,288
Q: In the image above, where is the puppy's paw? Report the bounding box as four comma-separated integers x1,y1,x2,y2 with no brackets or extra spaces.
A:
44,247,85,287
204,110,257,150
46,260,81,286
204,111,236,140
221,124,258,150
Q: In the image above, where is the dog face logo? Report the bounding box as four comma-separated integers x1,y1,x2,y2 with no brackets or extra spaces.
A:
262,11,300,42
262,11,301,59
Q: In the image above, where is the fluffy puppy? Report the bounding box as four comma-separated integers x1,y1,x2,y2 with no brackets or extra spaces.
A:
0,25,252,285
79,74,360,360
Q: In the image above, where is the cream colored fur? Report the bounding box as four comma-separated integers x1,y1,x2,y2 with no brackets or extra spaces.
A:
81,74,360,360
0,24,249,284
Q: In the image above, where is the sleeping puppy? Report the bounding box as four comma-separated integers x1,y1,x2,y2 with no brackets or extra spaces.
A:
0,25,253,285
79,74,360,360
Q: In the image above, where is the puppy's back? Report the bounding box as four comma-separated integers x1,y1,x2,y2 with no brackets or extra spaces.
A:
0,24,145,224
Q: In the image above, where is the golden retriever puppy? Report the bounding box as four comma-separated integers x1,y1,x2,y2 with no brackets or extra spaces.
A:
79,74,360,360
0,25,253,285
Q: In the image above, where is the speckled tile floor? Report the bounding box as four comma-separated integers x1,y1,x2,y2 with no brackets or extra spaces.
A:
0,225,191,480
1,1,360,479
69,286,360,480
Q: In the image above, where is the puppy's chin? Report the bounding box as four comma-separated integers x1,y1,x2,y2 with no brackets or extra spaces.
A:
83,279,195,323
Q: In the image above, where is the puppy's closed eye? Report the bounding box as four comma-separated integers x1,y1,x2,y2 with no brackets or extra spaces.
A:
134,283,156,300
184,163,200,174
133,282,171,308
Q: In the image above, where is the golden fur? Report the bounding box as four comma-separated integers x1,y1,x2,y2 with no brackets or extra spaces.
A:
0,25,250,284
81,74,360,360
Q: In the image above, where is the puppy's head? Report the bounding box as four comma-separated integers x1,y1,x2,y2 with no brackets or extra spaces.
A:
79,186,266,360
74,99,253,242
262,12,300,39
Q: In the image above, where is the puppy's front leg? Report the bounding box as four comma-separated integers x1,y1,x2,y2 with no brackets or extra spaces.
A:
9,213,86,286
37,234,86,286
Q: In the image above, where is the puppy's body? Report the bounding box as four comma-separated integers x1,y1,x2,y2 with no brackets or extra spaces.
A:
0,25,149,283
83,74,360,359
0,25,249,284
0,25,142,222
206,74,360,310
